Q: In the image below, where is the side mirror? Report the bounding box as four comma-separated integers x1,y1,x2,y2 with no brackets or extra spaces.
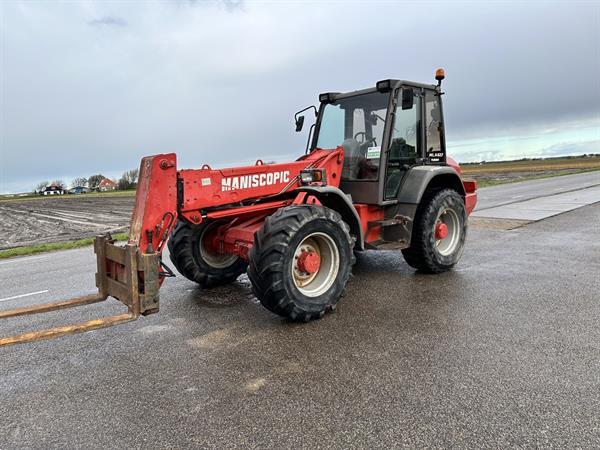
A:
401,88,414,110
295,115,305,132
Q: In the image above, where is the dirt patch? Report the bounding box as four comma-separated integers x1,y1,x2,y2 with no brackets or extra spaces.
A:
0,196,134,250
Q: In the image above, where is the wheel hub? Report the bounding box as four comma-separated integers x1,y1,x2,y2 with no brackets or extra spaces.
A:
434,208,462,256
292,233,340,297
435,222,449,240
199,222,238,269
297,250,321,274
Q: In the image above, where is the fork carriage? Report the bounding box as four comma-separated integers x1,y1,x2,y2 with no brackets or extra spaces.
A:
0,235,160,347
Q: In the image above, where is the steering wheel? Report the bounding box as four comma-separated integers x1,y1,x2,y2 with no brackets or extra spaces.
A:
353,131,367,143
353,132,377,147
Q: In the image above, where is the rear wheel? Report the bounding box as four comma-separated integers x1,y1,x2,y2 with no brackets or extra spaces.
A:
167,220,247,288
248,205,354,321
402,188,467,273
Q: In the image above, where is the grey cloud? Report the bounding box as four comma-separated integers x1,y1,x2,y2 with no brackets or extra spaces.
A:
539,141,600,157
221,0,244,12
88,16,128,27
184,0,244,12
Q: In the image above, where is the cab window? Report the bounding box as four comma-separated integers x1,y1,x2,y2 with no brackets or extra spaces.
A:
316,91,389,181
316,104,344,149
384,89,421,199
425,90,444,163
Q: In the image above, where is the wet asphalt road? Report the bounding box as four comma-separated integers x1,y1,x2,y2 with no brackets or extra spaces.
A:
474,170,600,211
1,204,600,448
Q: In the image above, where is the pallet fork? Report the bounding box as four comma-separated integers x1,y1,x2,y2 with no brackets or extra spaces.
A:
0,154,178,347
0,235,161,347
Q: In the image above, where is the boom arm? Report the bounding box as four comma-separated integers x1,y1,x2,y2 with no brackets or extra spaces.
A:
129,148,345,257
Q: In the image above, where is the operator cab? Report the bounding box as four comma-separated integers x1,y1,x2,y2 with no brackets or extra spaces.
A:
308,77,446,205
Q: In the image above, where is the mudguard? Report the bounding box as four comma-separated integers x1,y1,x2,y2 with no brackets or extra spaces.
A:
382,166,468,249
397,166,466,205
295,186,364,250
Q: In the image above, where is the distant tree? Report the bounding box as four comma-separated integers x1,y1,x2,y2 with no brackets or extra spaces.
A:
88,174,106,190
35,181,49,193
53,179,66,188
118,169,139,190
128,168,139,185
117,177,128,190
71,177,88,188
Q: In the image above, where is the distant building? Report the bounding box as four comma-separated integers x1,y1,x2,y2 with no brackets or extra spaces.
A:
41,183,65,196
98,178,118,191
69,186,89,194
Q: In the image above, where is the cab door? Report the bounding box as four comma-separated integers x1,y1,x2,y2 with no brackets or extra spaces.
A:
383,87,422,200
424,89,446,164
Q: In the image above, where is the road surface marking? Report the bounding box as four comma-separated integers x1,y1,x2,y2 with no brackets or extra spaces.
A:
0,290,49,303
511,195,524,199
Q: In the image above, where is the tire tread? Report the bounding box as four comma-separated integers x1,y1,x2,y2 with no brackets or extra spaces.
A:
248,205,355,321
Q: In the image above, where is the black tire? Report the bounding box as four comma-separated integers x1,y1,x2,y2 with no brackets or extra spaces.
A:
167,220,248,288
248,205,355,321
401,188,467,273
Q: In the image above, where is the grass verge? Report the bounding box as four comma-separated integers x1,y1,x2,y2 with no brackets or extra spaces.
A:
0,233,129,259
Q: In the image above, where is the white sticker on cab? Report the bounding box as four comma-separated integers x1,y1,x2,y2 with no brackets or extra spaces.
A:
201,178,211,186
366,146,381,159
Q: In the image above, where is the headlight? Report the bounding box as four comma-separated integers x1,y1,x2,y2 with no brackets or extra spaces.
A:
300,169,326,185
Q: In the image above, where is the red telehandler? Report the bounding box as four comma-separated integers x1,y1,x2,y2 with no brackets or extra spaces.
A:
0,69,476,346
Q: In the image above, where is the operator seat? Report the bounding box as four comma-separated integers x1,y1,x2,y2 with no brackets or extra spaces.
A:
341,139,363,180
385,137,417,198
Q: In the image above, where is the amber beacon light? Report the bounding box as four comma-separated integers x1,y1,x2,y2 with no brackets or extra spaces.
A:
435,68,445,87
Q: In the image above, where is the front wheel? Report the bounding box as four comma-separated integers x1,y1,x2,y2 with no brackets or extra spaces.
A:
167,220,248,288
402,188,467,273
248,206,355,322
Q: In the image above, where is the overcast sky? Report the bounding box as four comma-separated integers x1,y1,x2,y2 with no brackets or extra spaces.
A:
1,0,599,193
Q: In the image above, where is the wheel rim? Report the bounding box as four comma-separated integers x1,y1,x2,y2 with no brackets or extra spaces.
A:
292,232,340,298
434,208,462,256
198,223,238,269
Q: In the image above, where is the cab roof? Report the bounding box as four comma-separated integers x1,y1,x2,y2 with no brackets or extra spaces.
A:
320,79,439,103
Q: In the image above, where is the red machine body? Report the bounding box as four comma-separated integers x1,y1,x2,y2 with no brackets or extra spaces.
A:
128,149,344,257
127,149,476,279
0,72,480,346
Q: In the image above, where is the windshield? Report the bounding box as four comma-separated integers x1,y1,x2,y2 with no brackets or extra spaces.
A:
316,91,389,181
